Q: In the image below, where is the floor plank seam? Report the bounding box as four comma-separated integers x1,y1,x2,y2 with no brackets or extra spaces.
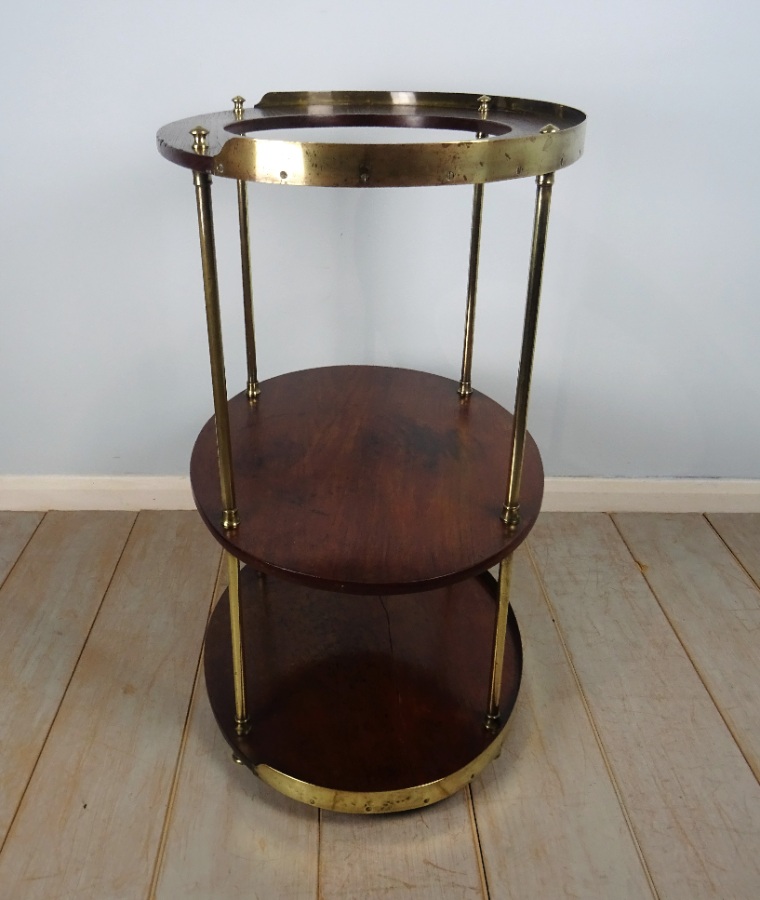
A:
525,538,661,900
0,511,139,859
147,549,224,899
0,512,45,595
465,785,491,900
610,514,760,786
704,513,760,593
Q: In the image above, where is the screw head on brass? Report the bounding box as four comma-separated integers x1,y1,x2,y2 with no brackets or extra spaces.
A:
232,95,245,120
190,125,209,155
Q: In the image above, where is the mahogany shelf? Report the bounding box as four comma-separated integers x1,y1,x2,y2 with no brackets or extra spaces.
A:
204,566,522,812
191,365,543,594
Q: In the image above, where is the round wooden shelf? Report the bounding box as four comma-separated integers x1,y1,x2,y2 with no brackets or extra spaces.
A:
204,566,522,812
191,365,543,594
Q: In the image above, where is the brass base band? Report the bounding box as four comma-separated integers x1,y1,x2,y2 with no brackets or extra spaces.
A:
247,721,512,814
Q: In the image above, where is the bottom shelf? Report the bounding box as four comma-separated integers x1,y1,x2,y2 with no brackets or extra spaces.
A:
204,566,522,813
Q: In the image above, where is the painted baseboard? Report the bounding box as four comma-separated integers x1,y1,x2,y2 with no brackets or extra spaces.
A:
1,475,760,513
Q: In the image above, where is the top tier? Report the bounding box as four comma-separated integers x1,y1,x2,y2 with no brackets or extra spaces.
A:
156,90,586,188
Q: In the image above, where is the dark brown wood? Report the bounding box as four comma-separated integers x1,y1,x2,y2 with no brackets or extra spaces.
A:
191,366,543,594
204,567,522,792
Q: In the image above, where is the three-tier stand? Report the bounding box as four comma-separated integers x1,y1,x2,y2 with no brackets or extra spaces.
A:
157,91,586,814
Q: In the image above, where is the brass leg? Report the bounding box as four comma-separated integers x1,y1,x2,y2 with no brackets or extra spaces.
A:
485,555,513,731
236,179,261,402
458,181,485,397
458,95,491,398
502,172,555,527
193,170,239,530
226,552,250,735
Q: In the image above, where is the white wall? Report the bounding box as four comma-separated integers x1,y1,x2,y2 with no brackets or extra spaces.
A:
1,0,758,478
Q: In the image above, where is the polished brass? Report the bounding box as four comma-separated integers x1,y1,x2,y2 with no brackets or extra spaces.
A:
485,556,513,731
502,172,555,527
157,92,586,188
190,126,209,155
232,95,245,121
236,178,261,401
458,97,491,396
192,170,240,530
252,717,513,813
458,181,485,397
226,552,250,735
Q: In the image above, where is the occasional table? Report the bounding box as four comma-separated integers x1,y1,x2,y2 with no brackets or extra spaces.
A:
157,91,586,813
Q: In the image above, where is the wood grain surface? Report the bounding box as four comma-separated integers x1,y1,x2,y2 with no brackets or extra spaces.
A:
152,566,319,900
0,512,220,899
614,512,760,780
0,511,134,844
530,513,760,900
473,549,654,898
0,512,42,583
191,366,543,593
204,567,521,794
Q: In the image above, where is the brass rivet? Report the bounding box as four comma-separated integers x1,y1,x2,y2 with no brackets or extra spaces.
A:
232,95,245,120
477,94,491,117
540,123,560,134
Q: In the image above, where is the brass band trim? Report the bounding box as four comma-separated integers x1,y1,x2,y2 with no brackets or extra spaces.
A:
252,721,512,814
158,91,585,187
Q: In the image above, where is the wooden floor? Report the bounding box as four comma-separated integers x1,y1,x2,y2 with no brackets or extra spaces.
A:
0,511,758,899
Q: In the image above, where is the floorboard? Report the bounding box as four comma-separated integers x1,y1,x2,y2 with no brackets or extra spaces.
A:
472,549,654,899
0,512,42,584
614,512,760,779
152,567,319,900
529,513,760,900
708,512,760,587
318,792,485,899
0,511,135,845
1,511,759,898
0,512,219,899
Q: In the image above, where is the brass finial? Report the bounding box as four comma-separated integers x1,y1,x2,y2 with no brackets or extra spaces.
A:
540,123,560,134
190,126,209,154
232,95,245,120
478,95,491,117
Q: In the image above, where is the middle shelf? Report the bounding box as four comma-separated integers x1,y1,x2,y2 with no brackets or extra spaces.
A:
191,365,543,594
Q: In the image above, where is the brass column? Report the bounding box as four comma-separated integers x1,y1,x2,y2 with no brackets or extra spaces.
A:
191,156,240,531
191,126,248,733
458,96,490,397
502,171,555,527
485,556,513,731
226,552,250,734
232,96,261,401
486,168,555,730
